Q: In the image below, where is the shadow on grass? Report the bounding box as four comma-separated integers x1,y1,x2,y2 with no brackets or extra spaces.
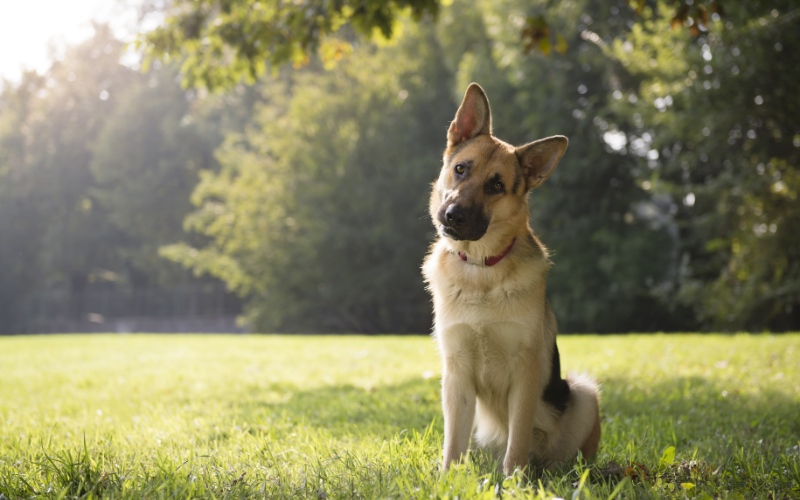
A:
220,373,799,494
4,376,797,499
231,373,799,458
231,377,444,439
599,375,800,457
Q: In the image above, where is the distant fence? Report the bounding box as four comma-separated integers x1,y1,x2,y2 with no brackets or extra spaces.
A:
18,286,246,334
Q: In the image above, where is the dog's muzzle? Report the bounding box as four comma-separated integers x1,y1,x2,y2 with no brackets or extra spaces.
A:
437,203,489,241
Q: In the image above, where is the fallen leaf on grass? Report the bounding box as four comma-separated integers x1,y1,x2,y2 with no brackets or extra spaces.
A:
593,459,714,487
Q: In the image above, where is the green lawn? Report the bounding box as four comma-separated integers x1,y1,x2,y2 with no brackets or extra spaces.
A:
1,334,798,499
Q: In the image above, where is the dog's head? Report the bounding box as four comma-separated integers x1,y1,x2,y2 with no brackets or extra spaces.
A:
430,83,568,246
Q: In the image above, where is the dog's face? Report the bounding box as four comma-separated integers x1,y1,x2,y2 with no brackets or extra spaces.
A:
430,84,568,242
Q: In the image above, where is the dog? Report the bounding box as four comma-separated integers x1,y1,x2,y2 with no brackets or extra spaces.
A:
422,83,601,476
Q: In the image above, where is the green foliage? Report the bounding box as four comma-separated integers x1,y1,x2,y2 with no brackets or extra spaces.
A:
162,23,452,332
138,0,439,90
0,26,232,332
166,2,684,333
137,0,750,90
437,0,680,332
605,2,800,330
89,64,218,285
3,2,799,334
1,334,798,498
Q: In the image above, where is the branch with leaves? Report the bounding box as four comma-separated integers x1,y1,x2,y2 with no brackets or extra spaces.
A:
137,0,438,89
665,0,725,35
137,0,726,90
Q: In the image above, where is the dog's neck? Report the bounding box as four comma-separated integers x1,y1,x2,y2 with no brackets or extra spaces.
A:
457,238,516,267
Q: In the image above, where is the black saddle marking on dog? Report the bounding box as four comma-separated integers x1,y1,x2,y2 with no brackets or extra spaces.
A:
542,341,570,413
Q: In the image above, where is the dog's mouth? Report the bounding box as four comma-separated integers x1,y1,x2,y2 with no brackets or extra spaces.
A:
439,224,464,241
439,223,489,242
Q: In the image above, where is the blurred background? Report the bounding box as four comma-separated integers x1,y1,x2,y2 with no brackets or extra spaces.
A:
0,0,797,335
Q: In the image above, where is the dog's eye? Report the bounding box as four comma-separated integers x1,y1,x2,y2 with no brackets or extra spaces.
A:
454,163,465,175
493,181,504,192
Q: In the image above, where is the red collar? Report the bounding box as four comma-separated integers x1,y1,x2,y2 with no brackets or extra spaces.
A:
458,238,517,267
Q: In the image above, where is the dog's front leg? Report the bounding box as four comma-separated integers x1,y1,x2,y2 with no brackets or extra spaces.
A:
503,347,541,476
442,359,476,470
439,325,477,471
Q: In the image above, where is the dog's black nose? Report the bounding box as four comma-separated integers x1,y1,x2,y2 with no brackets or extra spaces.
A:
445,205,465,228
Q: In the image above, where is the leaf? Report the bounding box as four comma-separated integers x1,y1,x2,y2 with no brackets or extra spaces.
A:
681,482,696,490
660,446,676,466
696,5,710,27
705,238,728,252
671,5,689,30
521,16,550,55
607,477,630,500
555,33,569,55
710,0,725,17
539,37,552,56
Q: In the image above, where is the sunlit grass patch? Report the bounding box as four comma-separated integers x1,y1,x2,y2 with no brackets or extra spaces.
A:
1,334,798,499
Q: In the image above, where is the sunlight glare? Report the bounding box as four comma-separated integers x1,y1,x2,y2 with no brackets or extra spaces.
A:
0,0,140,83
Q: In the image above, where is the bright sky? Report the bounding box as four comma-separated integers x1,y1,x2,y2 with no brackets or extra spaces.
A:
0,0,142,83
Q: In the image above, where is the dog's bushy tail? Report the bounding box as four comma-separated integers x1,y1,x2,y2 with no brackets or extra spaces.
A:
545,372,601,462
568,372,601,457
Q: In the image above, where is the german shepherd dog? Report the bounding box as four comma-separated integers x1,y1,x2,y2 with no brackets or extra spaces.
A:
422,83,601,475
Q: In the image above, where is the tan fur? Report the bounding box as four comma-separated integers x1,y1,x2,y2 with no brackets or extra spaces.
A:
422,83,601,476
580,403,602,458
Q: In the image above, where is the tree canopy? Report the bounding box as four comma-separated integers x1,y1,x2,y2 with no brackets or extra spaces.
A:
138,0,439,89
606,2,800,329
139,0,743,90
158,0,798,332
1,1,797,333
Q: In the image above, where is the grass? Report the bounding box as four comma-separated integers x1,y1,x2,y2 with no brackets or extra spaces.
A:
0,333,798,499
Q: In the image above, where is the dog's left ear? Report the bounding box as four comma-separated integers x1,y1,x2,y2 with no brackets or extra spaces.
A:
447,83,492,148
516,136,569,190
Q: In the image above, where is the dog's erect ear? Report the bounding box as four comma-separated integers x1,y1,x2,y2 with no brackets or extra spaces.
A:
516,136,569,190
447,83,492,148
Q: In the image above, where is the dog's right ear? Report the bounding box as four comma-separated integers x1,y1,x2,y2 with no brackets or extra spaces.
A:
516,136,569,190
447,83,492,148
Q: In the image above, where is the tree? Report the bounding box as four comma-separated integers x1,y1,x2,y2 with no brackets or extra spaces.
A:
161,23,453,332
160,0,689,333
138,0,740,91
90,64,220,287
605,2,800,330
0,26,239,332
138,0,438,89
432,0,680,332
0,26,134,331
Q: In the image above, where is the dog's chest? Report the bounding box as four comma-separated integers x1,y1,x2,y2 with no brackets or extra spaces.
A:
441,278,537,326
438,320,534,396
472,321,532,394
458,283,512,309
